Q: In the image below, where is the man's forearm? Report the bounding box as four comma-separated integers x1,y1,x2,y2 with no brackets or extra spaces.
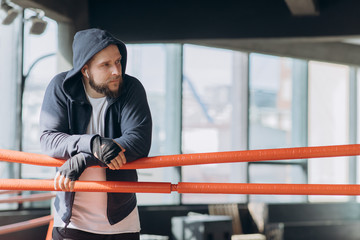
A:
115,133,151,163
40,131,97,159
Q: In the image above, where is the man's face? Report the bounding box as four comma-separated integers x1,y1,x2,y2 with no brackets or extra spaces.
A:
85,44,123,98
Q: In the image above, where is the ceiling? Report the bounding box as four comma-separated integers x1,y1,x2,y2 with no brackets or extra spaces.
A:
10,0,360,65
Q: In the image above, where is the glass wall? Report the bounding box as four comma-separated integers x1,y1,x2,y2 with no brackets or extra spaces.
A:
3,22,360,207
19,9,58,209
21,10,58,183
126,44,182,205
308,61,350,202
248,54,307,203
181,44,247,204
0,6,22,210
249,54,293,149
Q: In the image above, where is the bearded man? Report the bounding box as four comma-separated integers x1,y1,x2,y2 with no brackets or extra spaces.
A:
40,28,152,240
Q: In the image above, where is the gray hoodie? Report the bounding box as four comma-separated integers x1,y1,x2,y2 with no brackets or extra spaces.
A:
40,28,152,225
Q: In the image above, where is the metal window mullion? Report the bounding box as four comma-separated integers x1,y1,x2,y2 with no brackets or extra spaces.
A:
292,59,309,202
349,67,357,202
231,51,249,203
165,44,183,205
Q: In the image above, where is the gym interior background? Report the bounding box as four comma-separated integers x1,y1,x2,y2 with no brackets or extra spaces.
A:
2,0,360,239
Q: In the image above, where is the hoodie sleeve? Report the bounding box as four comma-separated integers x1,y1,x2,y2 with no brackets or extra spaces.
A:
39,73,96,160
114,77,152,163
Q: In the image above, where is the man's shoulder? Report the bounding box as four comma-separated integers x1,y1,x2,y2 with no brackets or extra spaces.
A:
45,71,71,100
51,71,68,85
123,74,145,90
46,71,68,89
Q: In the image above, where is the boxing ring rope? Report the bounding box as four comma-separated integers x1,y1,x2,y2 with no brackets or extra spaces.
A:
0,215,53,235
0,144,360,195
0,145,359,239
0,190,54,236
45,219,53,240
0,190,21,195
0,179,360,195
1,144,360,169
0,192,55,204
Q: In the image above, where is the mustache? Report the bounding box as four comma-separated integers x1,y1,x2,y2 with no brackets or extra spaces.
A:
106,75,122,83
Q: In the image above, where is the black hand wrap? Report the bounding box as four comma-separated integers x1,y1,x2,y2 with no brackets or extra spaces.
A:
59,153,87,181
91,135,121,165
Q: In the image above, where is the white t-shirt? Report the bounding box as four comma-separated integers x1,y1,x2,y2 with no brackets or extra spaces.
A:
53,91,141,234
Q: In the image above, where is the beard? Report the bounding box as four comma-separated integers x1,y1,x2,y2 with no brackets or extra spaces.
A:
88,74,122,98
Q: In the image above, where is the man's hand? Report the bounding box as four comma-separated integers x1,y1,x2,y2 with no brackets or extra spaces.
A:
107,142,126,170
54,171,75,192
54,153,86,191
91,136,126,170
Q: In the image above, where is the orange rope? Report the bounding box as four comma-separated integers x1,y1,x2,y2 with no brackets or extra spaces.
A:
1,144,360,168
45,219,53,240
0,193,55,204
0,190,21,195
0,149,64,167
0,215,52,235
0,179,172,193
1,145,360,196
175,182,360,195
1,179,360,195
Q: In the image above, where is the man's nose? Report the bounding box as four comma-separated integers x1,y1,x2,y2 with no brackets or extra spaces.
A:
112,65,121,76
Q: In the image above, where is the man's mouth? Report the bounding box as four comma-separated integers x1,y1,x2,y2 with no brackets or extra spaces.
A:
107,76,121,83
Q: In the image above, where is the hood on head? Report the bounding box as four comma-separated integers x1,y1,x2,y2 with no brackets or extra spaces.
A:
63,28,128,99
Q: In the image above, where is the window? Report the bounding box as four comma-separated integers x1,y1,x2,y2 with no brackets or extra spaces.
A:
308,61,350,202
0,6,22,210
181,44,248,204
4,25,358,207
126,44,182,205
249,54,293,149
20,9,58,208
248,53,307,203
21,9,58,181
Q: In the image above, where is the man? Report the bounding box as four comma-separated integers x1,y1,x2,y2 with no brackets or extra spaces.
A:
40,28,152,240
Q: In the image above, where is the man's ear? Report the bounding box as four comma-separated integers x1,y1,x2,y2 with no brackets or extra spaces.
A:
81,66,89,78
